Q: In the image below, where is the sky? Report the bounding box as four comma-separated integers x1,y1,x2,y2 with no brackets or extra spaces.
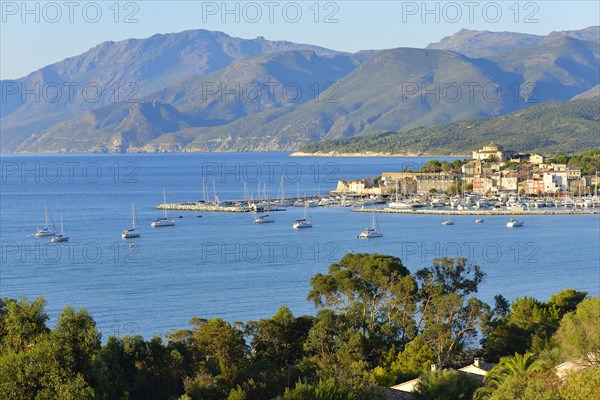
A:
1,0,599,79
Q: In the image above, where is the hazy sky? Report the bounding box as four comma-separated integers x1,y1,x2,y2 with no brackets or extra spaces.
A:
1,1,599,79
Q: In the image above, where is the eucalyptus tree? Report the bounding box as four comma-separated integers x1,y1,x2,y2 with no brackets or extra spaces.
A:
415,257,490,367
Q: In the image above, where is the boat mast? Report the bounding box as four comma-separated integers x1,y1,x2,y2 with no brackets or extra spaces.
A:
278,176,285,203
162,190,168,218
212,180,220,204
132,203,136,229
372,209,377,230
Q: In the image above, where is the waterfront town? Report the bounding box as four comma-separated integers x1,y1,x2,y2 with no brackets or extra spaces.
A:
157,143,600,215
335,143,599,200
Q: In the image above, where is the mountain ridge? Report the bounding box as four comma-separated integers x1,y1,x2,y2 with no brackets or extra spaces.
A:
2,26,599,153
296,97,600,156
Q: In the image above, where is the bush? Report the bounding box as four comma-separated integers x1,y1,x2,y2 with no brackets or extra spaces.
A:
413,369,481,400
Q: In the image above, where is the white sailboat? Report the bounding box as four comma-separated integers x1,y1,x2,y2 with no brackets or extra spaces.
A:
358,210,383,238
293,206,312,229
51,214,69,242
254,213,274,223
388,180,409,208
506,218,524,228
441,214,454,225
254,183,275,223
151,190,175,227
35,201,56,237
122,203,141,238
305,199,319,207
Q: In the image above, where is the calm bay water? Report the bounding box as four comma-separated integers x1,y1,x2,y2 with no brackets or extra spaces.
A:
1,152,598,339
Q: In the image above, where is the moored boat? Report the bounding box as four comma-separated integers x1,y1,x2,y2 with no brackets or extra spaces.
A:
151,190,175,227
51,214,69,242
35,201,56,237
122,203,141,238
506,218,524,228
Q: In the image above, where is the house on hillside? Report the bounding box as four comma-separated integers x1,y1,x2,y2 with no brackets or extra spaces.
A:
388,358,495,396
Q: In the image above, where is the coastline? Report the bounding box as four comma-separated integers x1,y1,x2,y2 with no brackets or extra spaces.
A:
289,151,470,158
352,208,600,216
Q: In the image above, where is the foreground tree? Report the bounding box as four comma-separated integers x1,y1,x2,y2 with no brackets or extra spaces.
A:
190,318,248,383
546,289,588,320
54,306,101,383
246,306,312,370
376,335,436,385
0,298,96,400
482,294,567,361
307,253,418,364
555,297,600,366
0,297,49,352
0,336,95,400
244,306,313,396
416,257,489,366
559,366,600,399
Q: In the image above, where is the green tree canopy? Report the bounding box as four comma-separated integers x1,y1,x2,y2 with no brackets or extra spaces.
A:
556,297,600,366
416,257,489,366
307,253,418,354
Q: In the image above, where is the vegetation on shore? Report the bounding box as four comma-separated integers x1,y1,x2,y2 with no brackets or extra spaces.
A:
1,254,598,399
297,98,600,156
547,148,600,175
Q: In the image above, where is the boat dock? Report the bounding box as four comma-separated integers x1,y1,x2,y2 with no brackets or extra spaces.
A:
156,196,324,213
352,208,600,215
156,194,600,215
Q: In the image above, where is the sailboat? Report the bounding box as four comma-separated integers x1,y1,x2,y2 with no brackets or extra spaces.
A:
35,201,56,237
254,186,274,223
293,205,312,229
506,218,524,228
151,190,175,227
51,214,69,242
441,214,454,225
254,213,274,223
358,210,383,238
122,203,141,238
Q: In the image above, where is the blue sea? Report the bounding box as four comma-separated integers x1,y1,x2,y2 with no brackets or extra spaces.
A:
1,152,598,340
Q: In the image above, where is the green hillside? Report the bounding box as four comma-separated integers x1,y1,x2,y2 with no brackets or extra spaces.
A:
297,97,600,156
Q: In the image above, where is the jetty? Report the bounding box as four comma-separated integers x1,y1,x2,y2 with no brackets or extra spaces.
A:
156,196,324,213
156,195,600,215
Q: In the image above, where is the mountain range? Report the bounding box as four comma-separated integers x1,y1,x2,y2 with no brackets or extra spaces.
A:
296,97,600,156
1,26,598,153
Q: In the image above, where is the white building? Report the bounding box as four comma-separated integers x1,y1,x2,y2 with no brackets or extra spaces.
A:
543,172,568,193
472,143,512,162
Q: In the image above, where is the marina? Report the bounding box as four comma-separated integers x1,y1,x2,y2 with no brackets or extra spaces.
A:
157,196,600,215
352,207,600,215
